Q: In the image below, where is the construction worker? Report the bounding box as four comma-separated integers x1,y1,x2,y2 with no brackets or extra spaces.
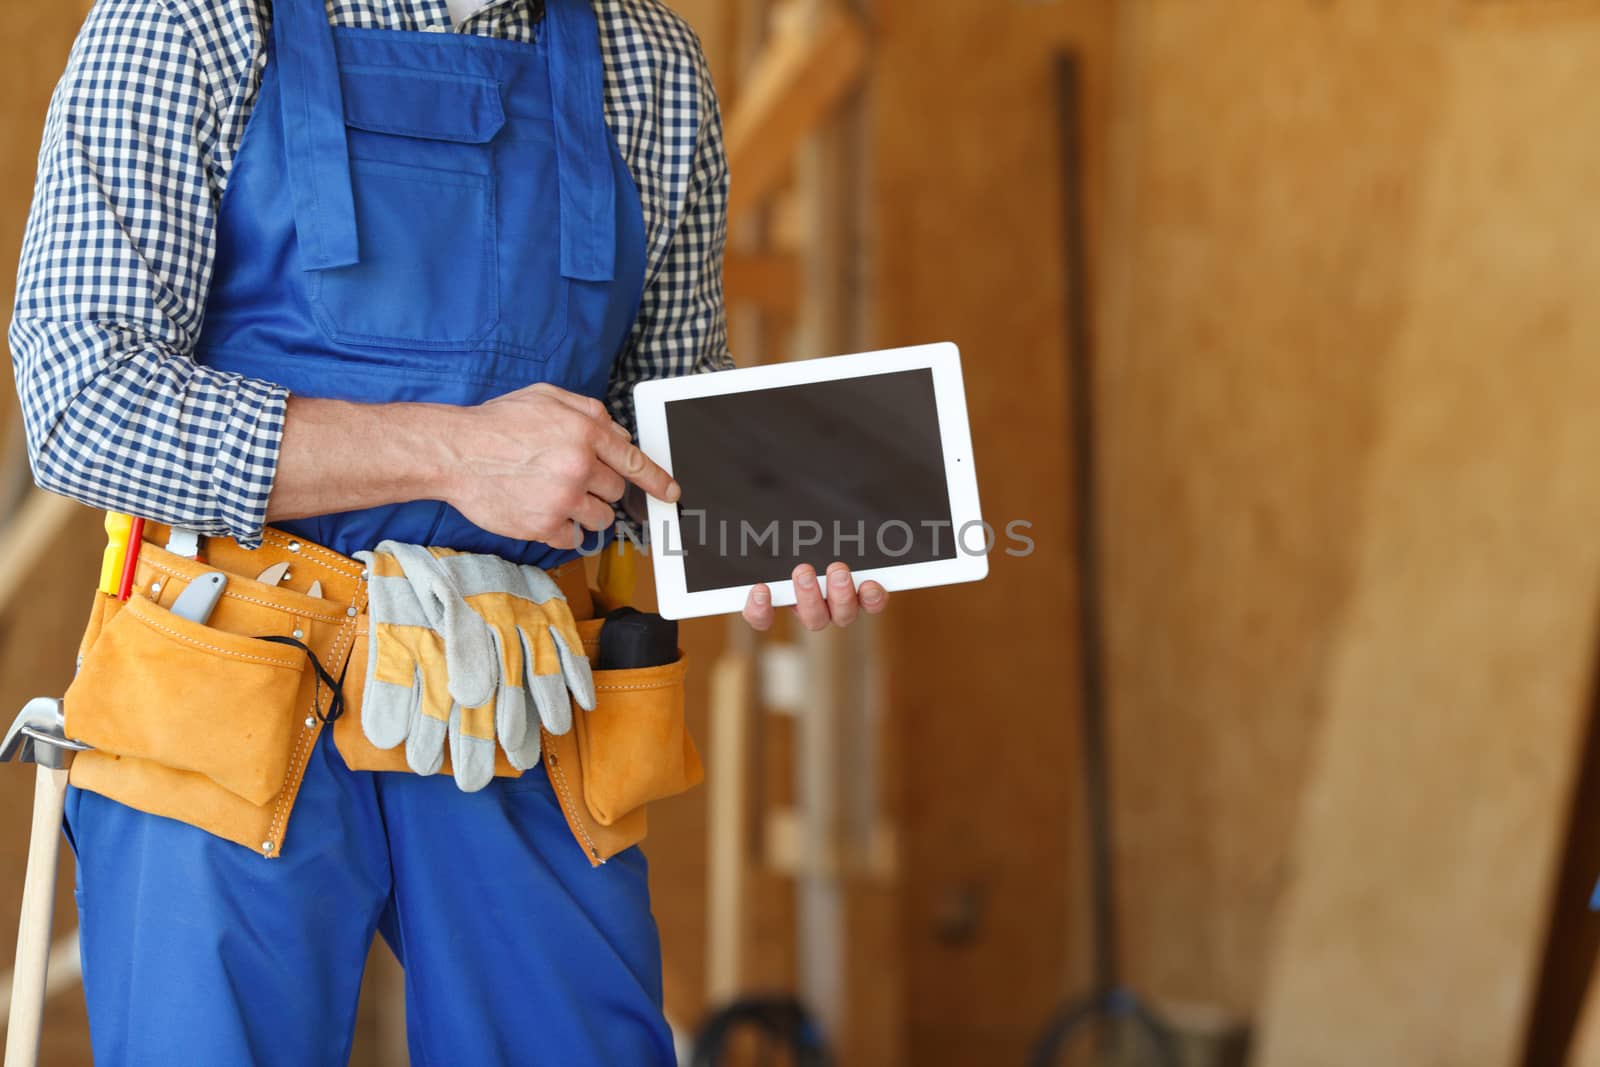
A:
8,0,887,1063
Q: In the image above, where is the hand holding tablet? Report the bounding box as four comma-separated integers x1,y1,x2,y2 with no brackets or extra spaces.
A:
633,342,988,620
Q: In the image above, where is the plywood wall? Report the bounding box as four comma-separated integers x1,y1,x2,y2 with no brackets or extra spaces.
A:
871,0,1484,1045
1251,12,1600,1062
1102,1,1600,1058
872,1,1114,1062
1095,0,1451,1014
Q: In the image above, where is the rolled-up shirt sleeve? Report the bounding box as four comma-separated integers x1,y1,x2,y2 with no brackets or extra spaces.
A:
8,0,287,547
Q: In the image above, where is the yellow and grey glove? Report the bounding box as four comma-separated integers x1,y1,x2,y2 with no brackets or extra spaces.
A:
357,546,462,760
356,542,595,791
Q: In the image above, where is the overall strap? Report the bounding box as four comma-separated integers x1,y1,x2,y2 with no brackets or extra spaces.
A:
546,0,616,282
273,0,360,271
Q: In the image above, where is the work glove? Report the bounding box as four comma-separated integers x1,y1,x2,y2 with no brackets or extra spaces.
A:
356,541,595,792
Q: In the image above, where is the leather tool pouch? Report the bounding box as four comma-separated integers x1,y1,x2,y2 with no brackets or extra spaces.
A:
71,595,305,806
333,579,703,865
65,528,367,858
570,617,699,828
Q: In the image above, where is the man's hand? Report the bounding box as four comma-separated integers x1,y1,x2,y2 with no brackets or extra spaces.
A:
442,383,678,549
742,562,889,632
268,384,677,548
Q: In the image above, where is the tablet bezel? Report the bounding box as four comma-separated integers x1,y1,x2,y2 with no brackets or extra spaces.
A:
633,342,988,620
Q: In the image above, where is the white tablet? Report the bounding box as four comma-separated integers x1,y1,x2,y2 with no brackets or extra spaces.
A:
633,342,988,620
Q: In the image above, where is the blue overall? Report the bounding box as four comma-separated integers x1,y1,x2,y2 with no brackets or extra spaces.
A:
64,0,673,1062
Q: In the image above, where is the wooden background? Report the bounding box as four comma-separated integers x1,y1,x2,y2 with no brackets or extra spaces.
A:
6,0,1600,1064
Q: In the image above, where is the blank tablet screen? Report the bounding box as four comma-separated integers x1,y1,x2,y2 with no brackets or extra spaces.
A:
664,368,957,592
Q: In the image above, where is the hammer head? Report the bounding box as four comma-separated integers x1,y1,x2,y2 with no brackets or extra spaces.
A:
0,698,90,770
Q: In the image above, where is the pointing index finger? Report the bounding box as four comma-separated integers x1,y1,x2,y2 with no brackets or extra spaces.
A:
595,430,679,502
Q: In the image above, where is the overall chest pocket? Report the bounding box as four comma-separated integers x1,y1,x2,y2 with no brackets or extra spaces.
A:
309,68,514,351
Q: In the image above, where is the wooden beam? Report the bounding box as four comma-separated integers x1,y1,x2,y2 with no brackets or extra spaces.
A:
704,649,753,1004
0,493,81,619
724,3,868,223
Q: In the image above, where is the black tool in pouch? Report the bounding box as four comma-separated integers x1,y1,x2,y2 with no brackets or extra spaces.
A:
596,607,678,670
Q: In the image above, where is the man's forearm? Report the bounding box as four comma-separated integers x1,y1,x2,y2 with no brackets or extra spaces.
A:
266,396,461,522
267,383,674,550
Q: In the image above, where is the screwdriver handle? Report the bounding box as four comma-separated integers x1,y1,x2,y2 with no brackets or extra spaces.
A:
99,513,134,597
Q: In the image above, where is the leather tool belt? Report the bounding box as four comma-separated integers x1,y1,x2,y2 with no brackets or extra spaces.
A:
64,524,701,864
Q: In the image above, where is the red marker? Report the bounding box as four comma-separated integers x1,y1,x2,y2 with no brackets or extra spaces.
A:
117,517,146,601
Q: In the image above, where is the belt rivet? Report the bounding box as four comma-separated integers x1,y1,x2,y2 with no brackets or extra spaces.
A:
292,627,304,640
150,581,162,596
304,717,316,729
359,569,370,581
547,753,558,766
346,606,358,617
287,541,301,553
261,840,275,854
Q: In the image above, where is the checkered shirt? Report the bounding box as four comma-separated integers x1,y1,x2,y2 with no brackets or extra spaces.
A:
9,0,732,547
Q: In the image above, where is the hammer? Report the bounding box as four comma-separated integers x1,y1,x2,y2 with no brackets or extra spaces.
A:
0,699,88,1067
